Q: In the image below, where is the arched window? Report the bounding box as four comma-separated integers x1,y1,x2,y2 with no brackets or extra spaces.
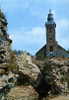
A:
50,46,53,52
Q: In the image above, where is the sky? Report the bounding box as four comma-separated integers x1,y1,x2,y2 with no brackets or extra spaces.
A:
0,0,69,55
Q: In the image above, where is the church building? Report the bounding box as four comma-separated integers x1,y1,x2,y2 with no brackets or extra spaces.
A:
36,10,69,59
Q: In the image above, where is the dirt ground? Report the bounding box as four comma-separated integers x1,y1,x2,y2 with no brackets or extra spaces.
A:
7,86,69,100
50,95,69,100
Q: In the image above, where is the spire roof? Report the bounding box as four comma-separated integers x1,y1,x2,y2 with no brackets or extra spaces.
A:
47,9,54,22
49,9,52,14
45,9,56,26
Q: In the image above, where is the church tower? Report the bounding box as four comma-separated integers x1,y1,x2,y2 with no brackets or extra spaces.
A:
45,10,57,56
36,10,69,59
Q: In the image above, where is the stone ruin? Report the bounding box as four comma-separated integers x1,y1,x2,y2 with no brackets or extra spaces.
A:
0,9,12,74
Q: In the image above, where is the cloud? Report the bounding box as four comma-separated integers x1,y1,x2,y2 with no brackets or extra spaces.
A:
9,26,46,54
9,18,69,54
56,19,69,38
56,19,69,49
1,0,69,54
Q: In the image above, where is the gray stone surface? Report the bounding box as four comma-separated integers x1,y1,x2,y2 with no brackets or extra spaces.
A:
16,53,40,80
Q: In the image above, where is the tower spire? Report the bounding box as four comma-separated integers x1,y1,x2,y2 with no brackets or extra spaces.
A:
47,9,54,22
49,9,52,14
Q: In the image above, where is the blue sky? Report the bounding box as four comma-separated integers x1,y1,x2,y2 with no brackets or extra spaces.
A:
0,0,69,55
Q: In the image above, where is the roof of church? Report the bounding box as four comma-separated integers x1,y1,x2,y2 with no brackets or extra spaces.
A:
36,44,67,55
36,44,69,59
57,44,66,52
36,44,46,55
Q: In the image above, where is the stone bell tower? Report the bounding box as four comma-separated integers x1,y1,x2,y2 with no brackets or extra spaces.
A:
45,10,57,56
36,10,69,58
